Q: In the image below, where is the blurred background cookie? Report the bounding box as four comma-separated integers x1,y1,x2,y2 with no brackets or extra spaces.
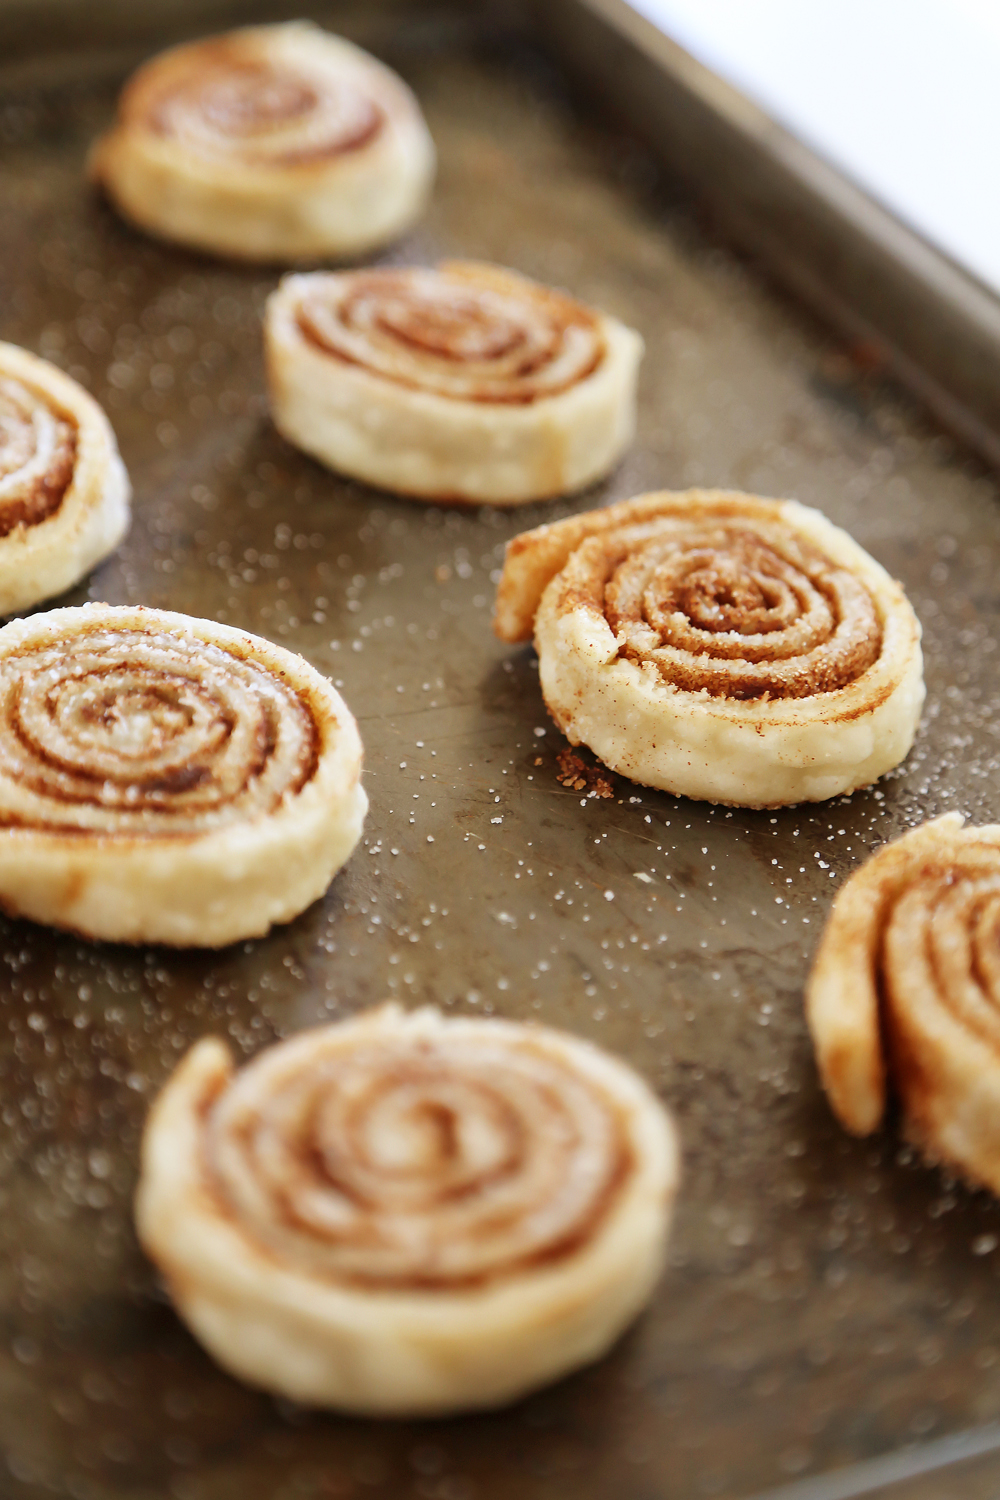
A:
89,22,435,262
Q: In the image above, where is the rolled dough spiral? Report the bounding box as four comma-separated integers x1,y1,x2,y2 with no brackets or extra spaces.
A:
89,23,435,262
0,604,366,946
495,488,924,806
266,262,642,504
807,813,1000,1194
0,343,129,615
136,1004,679,1414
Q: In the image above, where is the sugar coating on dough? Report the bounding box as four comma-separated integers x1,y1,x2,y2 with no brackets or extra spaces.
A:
136,1004,680,1415
266,262,643,504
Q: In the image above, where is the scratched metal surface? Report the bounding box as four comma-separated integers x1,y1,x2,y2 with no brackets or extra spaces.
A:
2,9,1000,1500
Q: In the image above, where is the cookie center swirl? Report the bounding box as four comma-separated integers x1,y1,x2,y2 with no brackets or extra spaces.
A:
0,378,76,538
298,270,606,403
599,520,881,698
150,61,382,164
0,628,318,836
376,294,523,363
202,71,318,131
206,1034,630,1287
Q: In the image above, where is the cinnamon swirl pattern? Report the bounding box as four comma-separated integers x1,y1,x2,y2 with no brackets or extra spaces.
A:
807,814,1000,1194
136,1004,679,1414
89,23,435,262
266,263,643,504
495,489,924,806
0,604,366,946
0,343,129,615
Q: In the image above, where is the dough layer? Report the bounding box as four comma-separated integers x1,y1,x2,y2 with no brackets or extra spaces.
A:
495,488,924,806
266,262,643,504
0,343,129,615
136,1003,679,1414
89,22,435,261
0,604,366,946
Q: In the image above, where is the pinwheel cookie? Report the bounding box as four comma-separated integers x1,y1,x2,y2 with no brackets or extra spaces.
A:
89,23,435,262
0,343,129,615
495,488,924,807
136,1003,679,1415
0,604,366,946
807,814,1000,1194
265,262,642,504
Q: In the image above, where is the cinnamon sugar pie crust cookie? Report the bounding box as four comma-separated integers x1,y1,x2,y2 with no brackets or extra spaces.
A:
807,814,1000,1195
137,1003,679,1415
0,343,129,615
265,262,642,504
89,23,435,262
0,604,366,947
496,489,924,807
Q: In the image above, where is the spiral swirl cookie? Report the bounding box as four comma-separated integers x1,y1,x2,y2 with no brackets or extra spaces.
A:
136,1003,679,1415
807,814,1000,1193
0,343,129,616
89,23,435,262
495,489,924,806
0,604,366,946
266,262,643,504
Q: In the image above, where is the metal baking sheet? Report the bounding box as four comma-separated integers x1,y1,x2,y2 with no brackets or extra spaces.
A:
2,6,1000,1498
541,0,1000,474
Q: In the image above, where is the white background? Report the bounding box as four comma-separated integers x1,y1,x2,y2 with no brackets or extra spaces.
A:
628,0,1000,296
